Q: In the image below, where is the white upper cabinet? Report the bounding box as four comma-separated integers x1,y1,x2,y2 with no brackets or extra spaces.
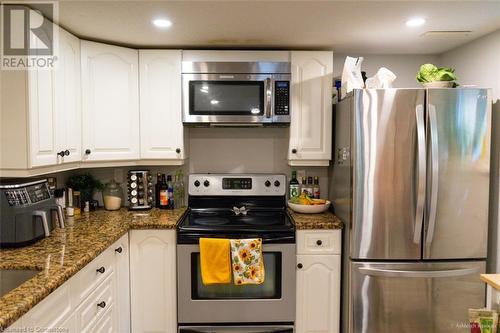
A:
289,51,333,166
81,40,139,161
27,19,57,167
139,50,185,161
55,27,81,164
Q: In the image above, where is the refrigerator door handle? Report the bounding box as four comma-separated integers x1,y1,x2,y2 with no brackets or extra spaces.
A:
414,104,426,244
426,105,439,244
358,267,479,278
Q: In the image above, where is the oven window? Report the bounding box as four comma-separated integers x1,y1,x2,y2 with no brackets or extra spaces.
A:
189,81,264,115
191,252,282,299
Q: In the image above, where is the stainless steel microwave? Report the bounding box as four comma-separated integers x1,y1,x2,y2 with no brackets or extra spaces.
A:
182,61,291,126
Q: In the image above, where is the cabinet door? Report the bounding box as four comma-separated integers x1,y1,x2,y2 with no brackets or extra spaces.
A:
289,51,332,166
139,50,185,160
81,41,139,161
296,255,340,333
28,20,57,167
113,234,130,333
55,27,81,163
130,230,176,333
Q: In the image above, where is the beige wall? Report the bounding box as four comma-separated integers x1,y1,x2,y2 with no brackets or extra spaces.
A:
439,29,500,273
333,53,440,87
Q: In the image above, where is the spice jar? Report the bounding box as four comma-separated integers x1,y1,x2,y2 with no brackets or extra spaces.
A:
102,180,123,211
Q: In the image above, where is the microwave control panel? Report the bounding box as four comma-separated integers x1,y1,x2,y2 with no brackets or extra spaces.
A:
274,81,290,115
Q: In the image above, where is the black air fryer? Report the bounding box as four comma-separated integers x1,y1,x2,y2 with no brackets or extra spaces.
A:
0,178,64,248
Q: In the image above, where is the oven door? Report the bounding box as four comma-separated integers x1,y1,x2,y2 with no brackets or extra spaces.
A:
182,74,276,125
177,243,296,324
179,325,294,332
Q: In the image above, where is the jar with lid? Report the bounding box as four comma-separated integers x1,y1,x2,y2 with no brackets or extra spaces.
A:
102,180,123,211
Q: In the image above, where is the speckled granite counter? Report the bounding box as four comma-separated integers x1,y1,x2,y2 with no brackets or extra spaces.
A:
288,209,343,230
0,207,341,329
0,208,186,330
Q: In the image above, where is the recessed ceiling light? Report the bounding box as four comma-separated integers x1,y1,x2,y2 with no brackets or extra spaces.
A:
152,18,172,29
406,17,426,27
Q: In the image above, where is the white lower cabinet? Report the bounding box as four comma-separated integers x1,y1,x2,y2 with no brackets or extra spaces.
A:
130,230,177,333
296,230,341,333
6,234,130,333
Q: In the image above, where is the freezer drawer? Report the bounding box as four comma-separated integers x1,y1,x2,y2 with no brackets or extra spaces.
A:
179,326,294,333
350,261,486,333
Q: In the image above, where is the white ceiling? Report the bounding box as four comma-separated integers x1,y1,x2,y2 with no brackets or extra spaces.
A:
47,0,500,54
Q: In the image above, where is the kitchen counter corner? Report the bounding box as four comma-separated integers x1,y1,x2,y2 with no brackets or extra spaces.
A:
288,209,343,230
0,207,186,330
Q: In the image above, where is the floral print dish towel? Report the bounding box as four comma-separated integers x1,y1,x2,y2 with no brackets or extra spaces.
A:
230,238,265,285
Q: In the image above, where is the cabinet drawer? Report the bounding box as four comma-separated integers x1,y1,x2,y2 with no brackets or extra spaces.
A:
23,282,72,329
89,303,115,333
297,230,341,255
76,273,115,333
73,247,114,304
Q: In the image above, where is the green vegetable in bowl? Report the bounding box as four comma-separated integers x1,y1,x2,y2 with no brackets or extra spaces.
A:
416,64,458,83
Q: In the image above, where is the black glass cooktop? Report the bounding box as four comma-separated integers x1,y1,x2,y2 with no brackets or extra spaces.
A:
177,208,295,244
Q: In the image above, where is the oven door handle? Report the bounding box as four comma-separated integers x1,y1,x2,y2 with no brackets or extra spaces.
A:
264,77,273,118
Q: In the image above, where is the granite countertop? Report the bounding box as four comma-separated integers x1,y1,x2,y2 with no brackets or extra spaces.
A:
0,206,341,329
0,208,186,330
288,209,343,230
480,274,500,291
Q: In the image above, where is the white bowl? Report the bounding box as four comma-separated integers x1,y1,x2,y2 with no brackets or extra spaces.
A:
422,81,454,88
288,200,331,214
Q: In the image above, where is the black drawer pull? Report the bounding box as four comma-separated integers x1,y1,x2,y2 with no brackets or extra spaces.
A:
115,247,123,253
97,301,106,308
316,239,323,246
96,266,105,274
297,263,303,269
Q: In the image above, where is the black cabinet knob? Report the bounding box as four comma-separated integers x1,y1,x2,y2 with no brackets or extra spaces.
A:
274,180,280,187
316,239,323,246
97,301,106,308
203,180,210,187
64,150,70,156
297,263,303,269
265,180,271,187
194,180,200,187
96,266,105,274
292,149,297,154
115,247,123,253
85,149,91,155
57,151,65,157
176,148,181,154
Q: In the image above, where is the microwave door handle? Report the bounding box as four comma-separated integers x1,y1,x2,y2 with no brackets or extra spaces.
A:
413,104,426,244
265,78,272,118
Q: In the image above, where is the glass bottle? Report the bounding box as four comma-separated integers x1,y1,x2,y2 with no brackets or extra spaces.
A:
166,175,174,209
289,171,300,199
313,176,321,199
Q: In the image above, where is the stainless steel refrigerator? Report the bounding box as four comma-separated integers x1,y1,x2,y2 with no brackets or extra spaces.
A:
330,88,493,333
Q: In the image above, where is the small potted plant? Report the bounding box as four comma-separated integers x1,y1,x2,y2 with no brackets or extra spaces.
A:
416,63,458,88
66,173,104,206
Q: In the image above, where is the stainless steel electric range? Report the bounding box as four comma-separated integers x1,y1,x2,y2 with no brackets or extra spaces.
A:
177,174,296,333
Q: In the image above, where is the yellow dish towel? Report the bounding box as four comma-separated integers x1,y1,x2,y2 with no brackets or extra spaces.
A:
199,238,231,285
230,238,265,285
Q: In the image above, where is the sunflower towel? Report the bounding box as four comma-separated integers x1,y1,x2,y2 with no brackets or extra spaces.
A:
230,238,265,285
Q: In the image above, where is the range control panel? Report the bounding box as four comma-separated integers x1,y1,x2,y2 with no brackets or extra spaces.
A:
189,174,286,196
274,81,290,116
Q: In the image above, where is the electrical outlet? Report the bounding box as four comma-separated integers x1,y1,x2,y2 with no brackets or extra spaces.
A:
114,168,124,183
